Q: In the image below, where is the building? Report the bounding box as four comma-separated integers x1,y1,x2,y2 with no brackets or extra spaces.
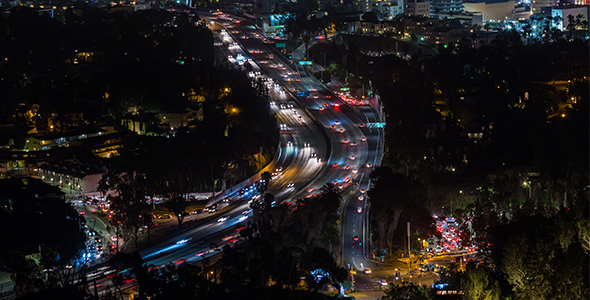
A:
430,0,464,17
68,132,126,158
405,0,431,16
373,0,405,18
356,20,399,33
158,106,203,130
25,128,107,151
463,0,516,22
0,178,65,211
38,160,106,195
531,0,556,14
551,5,589,30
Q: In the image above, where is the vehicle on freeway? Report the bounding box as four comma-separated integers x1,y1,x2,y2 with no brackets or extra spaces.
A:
217,216,230,222
358,195,365,201
350,155,356,160
344,165,350,170
360,189,366,193
343,139,349,144
311,153,317,158
287,141,293,147
319,107,324,111
334,120,340,125
352,236,359,242
158,214,172,219
339,129,345,133
313,95,319,99
204,205,217,212
366,164,373,168
364,269,372,274
352,169,358,174
359,124,365,128
350,142,357,146
330,125,336,130
287,182,295,188
242,209,252,215
357,207,363,213
379,280,388,286
361,137,367,142
332,163,339,168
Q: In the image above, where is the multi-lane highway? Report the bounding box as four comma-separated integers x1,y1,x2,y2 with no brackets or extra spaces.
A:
201,13,392,296
84,12,386,297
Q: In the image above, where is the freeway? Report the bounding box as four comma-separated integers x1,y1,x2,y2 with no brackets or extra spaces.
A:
202,13,392,297
86,12,385,297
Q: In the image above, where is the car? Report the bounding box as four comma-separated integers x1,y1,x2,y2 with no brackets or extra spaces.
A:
358,195,365,201
363,268,372,274
242,209,252,215
343,139,349,144
360,189,366,194
330,125,336,130
323,103,329,107
359,124,366,128
313,95,319,99
79,211,86,216
334,120,341,125
379,280,388,286
287,182,295,188
332,163,339,168
318,107,324,111
295,79,301,82
311,153,317,158
343,177,351,182
361,137,367,142
344,165,351,170
311,88,317,91
326,95,332,98
339,129,345,133
158,214,172,219
217,216,230,222
350,142,357,146
366,163,373,168
350,155,356,160
357,207,363,213
287,141,293,147
352,236,359,242
223,197,230,202
352,168,358,174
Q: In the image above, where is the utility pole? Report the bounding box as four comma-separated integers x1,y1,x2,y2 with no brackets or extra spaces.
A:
407,222,411,283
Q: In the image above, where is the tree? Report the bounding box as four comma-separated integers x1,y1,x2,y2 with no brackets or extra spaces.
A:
382,284,430,300
566,14,576,39
362,12,379,24
164,196,189,227
461,264,501,300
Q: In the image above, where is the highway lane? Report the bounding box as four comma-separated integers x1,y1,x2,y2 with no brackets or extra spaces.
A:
207,14,391,294
84,21,334,296
88,14,384,297
211,14,392,294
